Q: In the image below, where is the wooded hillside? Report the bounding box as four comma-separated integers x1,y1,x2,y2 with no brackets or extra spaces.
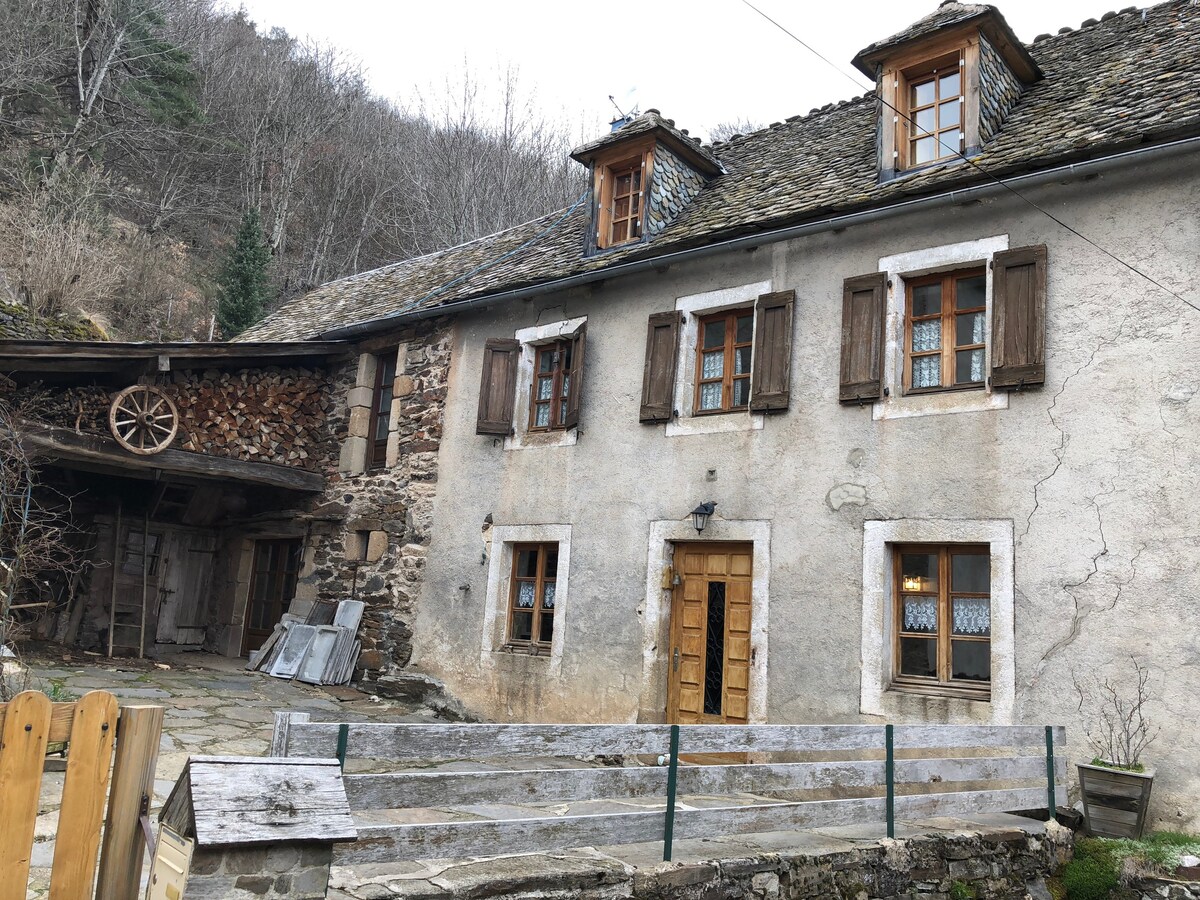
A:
0,0,584,340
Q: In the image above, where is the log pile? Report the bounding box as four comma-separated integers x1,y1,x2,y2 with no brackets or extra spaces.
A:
3,366,334,472
173,367,331,471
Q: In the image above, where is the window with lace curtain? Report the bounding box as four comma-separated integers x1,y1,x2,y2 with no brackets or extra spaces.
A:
904,268,986,393
506,542,558,648
893,543,991,699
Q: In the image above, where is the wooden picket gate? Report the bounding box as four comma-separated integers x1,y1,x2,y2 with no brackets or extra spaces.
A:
0,690,164,900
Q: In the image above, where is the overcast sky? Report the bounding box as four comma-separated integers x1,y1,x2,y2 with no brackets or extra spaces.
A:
225,0,1109,142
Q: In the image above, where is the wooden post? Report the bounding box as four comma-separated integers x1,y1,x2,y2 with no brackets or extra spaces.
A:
139,511,149,659
270,710,310,757
0,692,52,900
107,501,121,658
662,724,680,862
95,705,164,900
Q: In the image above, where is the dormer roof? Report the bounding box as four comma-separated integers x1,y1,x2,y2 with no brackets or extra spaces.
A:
570,109,724,176
852,1,1041,82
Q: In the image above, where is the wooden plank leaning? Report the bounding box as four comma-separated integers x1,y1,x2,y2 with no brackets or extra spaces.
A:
49,691,119,900
95,705,164,900
0,691,52,900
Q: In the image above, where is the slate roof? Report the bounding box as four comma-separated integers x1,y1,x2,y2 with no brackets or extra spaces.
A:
854,2,994,66
242,0,1200,342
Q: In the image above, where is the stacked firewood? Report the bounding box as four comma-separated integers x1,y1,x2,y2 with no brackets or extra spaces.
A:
173,367,330,471
2,384,110,431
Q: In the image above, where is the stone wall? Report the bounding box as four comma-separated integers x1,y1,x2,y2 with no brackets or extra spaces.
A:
296,318,452,684
979,34,1024,145
329,820,1073,899
184,843,332,899
1127,876,1200,899
646,141,708,237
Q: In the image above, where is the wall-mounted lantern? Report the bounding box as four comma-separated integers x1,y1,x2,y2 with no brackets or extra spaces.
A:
690,501,717,534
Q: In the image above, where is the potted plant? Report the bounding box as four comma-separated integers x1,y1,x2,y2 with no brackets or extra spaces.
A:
1076,657,1159,839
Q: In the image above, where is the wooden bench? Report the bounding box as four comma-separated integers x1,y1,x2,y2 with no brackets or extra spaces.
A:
269,715,1066,864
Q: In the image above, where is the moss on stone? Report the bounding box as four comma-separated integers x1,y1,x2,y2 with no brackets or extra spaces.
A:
0,300,107,341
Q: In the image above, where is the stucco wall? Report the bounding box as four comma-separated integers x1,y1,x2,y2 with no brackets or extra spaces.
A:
410,153,1200,830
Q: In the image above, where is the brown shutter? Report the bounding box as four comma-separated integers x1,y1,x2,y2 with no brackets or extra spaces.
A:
476,338,520,435
563,322,586,429
749,290,794,412
991,244,1047,389
839,272,887,404
640,311,681,423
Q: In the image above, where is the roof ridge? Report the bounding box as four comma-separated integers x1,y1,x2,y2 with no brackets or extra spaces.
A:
1031,0,1182,43
709,93,875,150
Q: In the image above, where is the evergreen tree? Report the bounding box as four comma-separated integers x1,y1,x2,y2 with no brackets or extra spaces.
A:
216,210,272,338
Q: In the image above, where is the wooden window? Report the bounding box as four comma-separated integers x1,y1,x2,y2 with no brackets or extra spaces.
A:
904,268,986,393
528,341,572,431
369,351,397,468
902,52,964,168
748,290,795,413
893,543,991,699
694,309,754,414
507,543,558,648
121,530,162,576
839,272,887,404
594,147,651,251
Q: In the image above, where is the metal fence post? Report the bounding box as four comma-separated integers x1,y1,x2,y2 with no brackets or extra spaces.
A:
1045,725,1057,819
885,724,895,839
336,723,350,770
663,724,680,862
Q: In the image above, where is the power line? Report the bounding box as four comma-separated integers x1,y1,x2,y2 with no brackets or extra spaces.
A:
737,0,1200,315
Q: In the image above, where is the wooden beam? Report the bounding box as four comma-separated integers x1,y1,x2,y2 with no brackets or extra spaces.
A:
21,423,325,493
0,340,350,374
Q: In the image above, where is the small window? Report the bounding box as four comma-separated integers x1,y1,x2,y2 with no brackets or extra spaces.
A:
905,268,985,393
528,341,574,431
594,150,649,251
370,351,397,469
893,543,991,699
507,542,558,647
121,530,162,576
694,309,753,414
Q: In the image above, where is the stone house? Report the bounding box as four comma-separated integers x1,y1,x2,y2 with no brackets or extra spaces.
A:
3,0,1199,830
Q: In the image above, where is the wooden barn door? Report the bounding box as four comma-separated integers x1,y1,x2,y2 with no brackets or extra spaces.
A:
242,539,302,654
666,543,753,724
155,530,218,645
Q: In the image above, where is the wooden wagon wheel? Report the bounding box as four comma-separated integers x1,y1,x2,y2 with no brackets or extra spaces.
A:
108,385,179,455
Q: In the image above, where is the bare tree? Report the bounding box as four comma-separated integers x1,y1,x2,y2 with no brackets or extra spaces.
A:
1076,656,1161,769
707,117,766,143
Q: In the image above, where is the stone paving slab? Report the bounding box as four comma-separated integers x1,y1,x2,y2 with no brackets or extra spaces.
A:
17,645,437,900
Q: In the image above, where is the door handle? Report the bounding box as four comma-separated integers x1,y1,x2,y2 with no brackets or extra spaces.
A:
672,647,680,672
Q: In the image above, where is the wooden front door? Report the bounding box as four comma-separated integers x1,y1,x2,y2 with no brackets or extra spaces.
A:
155,529,218,645
667,543,753,724
243,539,301,654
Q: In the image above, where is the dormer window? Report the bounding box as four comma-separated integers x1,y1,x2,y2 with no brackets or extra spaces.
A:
906,54,964,166
569,109,723,255
604,155,646,246
852,3,1041,182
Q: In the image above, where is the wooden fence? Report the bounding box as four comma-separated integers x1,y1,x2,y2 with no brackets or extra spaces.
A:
0,690,163,900
270,714,1066,864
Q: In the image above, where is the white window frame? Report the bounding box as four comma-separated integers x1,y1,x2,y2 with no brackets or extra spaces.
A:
664,281,772,437
480,523,572,675
505,317,587,450
874,235,1009,420
860,518,1015,724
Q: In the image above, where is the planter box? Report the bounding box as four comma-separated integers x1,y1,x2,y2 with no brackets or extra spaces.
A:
1078,761,1155,839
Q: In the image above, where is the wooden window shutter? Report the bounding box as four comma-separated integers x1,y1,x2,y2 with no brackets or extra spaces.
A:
991,244,1047,389
639,311,682,423
476,338,520,435
749,290,794,412
839,272,887,403
563,322,586,429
